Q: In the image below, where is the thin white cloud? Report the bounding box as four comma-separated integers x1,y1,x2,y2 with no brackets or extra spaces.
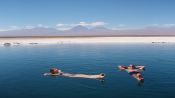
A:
150,24,175,28
111,24,134,30
162,24,175,27
112,24,175,30
56,24,67,27
0,29,7,32
24,25,35,29
56,27,71,31
82,22,105,27
77,21,106,27
0,23,175,32
0,26,21,31
37,24,49,28
0,24,49,32
150,24,159,27
89,22,106,27
0,22,106,31
56,21,106,30
56,24,72,30
9,26,21,30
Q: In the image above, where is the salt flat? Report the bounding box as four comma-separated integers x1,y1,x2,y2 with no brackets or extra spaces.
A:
0,37,175,45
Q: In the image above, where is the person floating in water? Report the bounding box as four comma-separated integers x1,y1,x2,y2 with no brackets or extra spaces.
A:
44,68,105,79
118,64,145,82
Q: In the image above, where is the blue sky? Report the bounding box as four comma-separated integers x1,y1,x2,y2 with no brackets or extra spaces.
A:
0,0,175,30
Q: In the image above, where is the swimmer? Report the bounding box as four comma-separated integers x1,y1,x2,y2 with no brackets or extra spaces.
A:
127,66,144,82
118,64,145,82
43,68,63,76
118,64,145,70
44,68,105,79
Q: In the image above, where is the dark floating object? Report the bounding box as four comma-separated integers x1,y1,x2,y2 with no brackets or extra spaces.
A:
3,43,11,46
29,43,38,45
13,42,20,45
152,42,166,43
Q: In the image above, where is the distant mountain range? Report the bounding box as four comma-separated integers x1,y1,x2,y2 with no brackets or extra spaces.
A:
0,25,175,36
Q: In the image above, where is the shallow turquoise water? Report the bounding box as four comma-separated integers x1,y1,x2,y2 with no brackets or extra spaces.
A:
0,43,175,98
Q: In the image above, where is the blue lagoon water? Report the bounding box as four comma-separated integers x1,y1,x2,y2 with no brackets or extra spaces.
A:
0,43,175,98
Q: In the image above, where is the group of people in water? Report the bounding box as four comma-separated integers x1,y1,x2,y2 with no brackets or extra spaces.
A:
44,64,145,83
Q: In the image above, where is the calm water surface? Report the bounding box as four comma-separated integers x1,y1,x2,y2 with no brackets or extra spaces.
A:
0,43,175,98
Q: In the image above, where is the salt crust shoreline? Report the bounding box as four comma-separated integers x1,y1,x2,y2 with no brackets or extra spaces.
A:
0,37,175,45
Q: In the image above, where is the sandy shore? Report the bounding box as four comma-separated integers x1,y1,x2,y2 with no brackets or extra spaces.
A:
0,37,175,45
